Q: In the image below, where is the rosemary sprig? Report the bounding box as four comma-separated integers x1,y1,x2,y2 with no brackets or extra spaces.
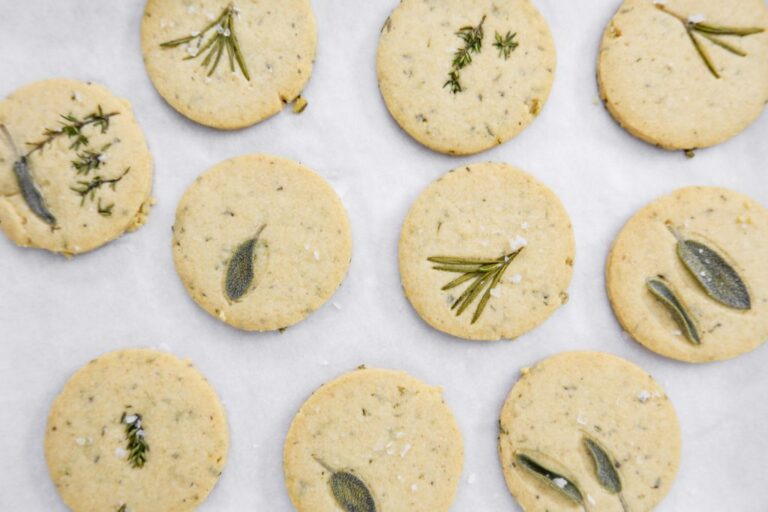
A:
72,143,112,175
493,31,519,59
444,16,486,94
428,247,523,323
27,106,118,155
160,3,251,81
71,167,130,205
121,412,149,469
655,4,765,78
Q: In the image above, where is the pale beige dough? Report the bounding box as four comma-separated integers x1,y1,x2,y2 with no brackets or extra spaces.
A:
499,351,681,512
377,0,556,155
45,348,229,512
172,154,352,331
399,162,574,341
283,367,464,512
141,0,316,129
0,78,153,255
598,0,768,150
607,186,768,363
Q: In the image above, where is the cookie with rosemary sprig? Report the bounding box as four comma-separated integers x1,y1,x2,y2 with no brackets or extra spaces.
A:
376,0,556,155
607,186,768,363
141,0,316,129
0,78,153,256
598,0,768,153
172,154,351,331
45,348,229,512
399,162,574,341
499,352,681,512
283,367,464,512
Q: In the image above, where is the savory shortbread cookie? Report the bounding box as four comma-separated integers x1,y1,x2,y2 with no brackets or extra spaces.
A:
377,0,556,155
45,348,228,512
0,78,153,255
399,163,574,341
283,367,464,512
141,0,316,129
172,154,351,331
598,0,768,151
607,187,768,363
499,352,681,512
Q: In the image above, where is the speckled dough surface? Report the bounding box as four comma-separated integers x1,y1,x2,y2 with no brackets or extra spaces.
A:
377,0,556,155
607,187,768,363
598,0,768,150
172,154,352,331
499,351,681,512
44,349,229,512
0,79,153,255
141,0,316,129
399,163,574,341
283,367,464,512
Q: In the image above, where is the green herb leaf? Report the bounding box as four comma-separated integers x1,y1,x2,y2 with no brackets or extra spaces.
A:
493,31,519,59
444,15,486,94
584,437,621,493
647,277,701,345
515,452,584,504
673,236,751,310
70,168,130,205
428,248,523,324
314,457,376,512
27,105,118,155
224,225,265,302
121,412,149,469
117,505,127,512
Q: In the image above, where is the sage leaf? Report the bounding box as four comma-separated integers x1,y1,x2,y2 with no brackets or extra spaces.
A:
13,156,57,226
330,471,376,512
676,239,751,310
515,452,584,504
224,225,265,302
583,437,621,494
646,277,701,345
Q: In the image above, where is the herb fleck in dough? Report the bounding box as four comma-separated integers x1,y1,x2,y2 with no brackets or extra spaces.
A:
598,0,768,151
172,154,352,331
0,79,153,255
607,186,768,363
141,0,316,129
283,367,464,512
44,349,228,512
499,352,681,512
399,162,574,341
376,0,556,155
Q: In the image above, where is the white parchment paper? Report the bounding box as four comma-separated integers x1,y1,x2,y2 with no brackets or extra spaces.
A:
1,0,767,510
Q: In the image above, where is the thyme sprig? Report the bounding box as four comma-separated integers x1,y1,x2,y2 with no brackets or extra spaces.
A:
160,3,251,81
72,143,112,175
27,106,118,155
121,412,149,469
494,31,519,59
428,247,523,323
444,16,486,94
655,4,765,78
71,167,130,205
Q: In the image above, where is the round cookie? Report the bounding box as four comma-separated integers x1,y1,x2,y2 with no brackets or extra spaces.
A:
376,0,556,155
0,78,153,255
598,0,768,151
45,348,229,512
283,367,464,512
141,0,316,129
172,154,352,331
607,186,768,363
499,352,681,512
399,163,574,341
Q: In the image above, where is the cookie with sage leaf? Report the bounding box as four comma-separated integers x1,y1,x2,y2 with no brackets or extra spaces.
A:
399,162,575,341
45,348,228,512
598,0,768,153
499,351,681,512
0,78,153,255
172,154,352,331
141,0,316,129
376,0,556,155
607,186,768,363
283,367,464,512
